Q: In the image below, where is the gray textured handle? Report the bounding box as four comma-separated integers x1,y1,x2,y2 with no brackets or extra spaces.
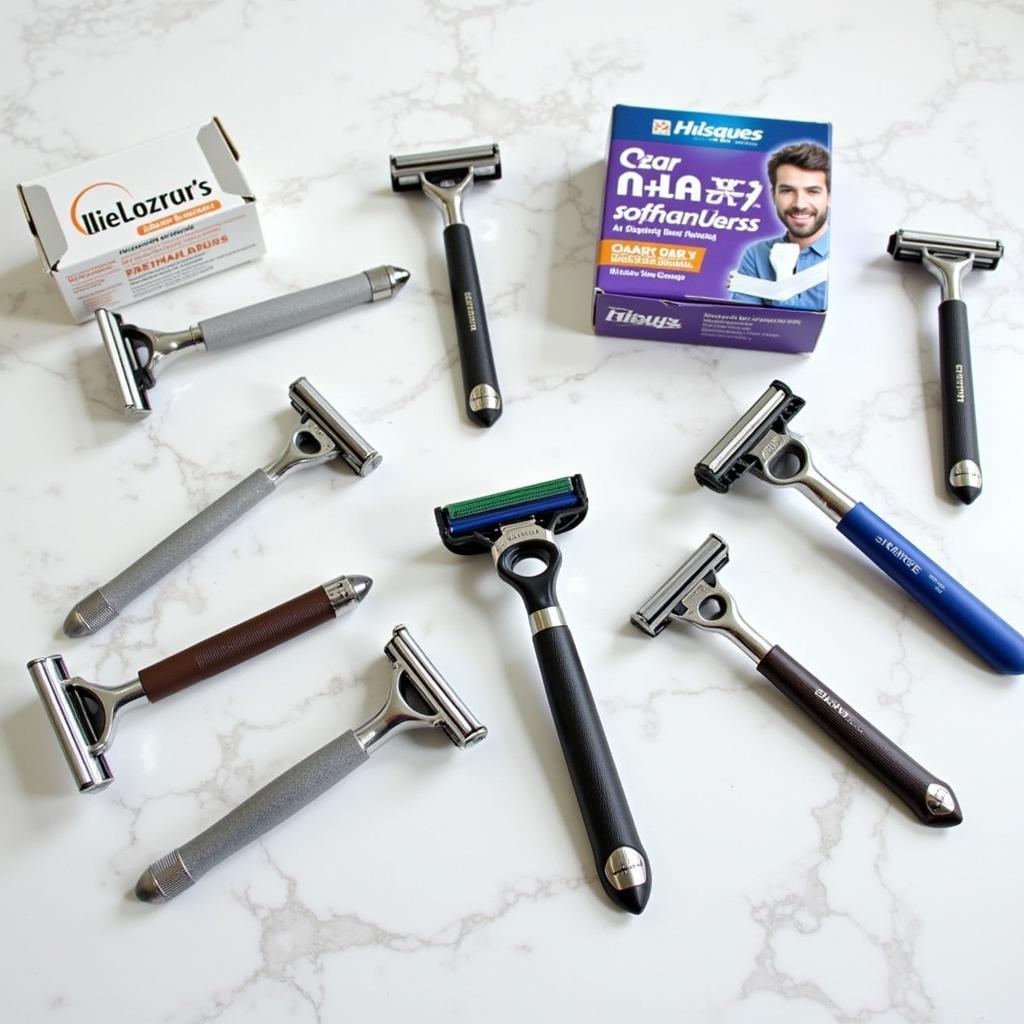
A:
178,729,368,883
199,272,373,350
100,469,276,614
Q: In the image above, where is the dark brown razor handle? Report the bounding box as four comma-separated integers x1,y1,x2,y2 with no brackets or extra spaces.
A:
442,223,502,428
138,586,335,701
938,299,982,504
757,646,962,827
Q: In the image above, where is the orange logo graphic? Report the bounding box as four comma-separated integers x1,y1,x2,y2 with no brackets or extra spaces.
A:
70,181,132,235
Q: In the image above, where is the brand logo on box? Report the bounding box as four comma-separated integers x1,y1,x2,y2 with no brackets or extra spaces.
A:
69,177,214,236
651,119,672,136
606,306,681,330
672,119,765,143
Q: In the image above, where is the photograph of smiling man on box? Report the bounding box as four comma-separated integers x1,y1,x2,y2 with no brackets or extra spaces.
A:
727,143,830,310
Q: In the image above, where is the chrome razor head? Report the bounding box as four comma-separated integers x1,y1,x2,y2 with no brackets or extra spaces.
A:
887,229,1003,271
390,144,502,191
384,626,487,748
631,535,729,637
96,308,152,418
27,656,113,793
288,377,382,477
695,380,805,493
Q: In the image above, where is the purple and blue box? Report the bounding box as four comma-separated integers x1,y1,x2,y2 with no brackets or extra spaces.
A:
593,104,832,353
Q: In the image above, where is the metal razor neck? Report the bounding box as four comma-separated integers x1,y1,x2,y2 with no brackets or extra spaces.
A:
673,581,772,663
420,172,473,226
921,251,972,301
79,676,147,755
263,420,340,483
791,462,856,523
351,671,443,756
146,325,205,379
752,430,856,524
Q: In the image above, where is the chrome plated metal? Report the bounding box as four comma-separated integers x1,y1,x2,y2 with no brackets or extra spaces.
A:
926,783,957,816
323,575,372,615
604,847,648,891
491,520,555,563
389,144,501,225
949,459,982,490
468,383,501,412
631,534,773,663
889,229,1004,293
96,308,205,418
367,264,411,300
529,607,565,634
420,172,472,227
28,655,146,757
289,376,382,477
922,251,972,302
701,384,789,479
750,428,856,523
27,656,114,793
353,626,487,755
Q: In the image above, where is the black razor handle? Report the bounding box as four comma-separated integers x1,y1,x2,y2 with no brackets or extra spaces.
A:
496,540,651,913
938,299,982,504
757,647,962,827
442,223,502,428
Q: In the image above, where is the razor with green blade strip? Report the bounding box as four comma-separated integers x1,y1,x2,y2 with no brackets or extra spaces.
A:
435,474,651,914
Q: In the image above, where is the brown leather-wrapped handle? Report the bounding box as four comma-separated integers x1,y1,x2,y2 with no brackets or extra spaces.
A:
138,586,335,701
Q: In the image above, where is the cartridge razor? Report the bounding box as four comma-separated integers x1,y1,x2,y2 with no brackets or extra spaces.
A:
390,144,503,428
135,625,486,903
98,264,410,418
32,574,371,793
436,475,651,913
695,380,1024,674
887,229,1004,504
64,377,381,637
632,536,961,826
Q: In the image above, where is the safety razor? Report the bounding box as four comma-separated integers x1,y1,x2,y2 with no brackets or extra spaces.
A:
97,264,410,418
63,377,381,637
390,144,503,428
695,380,1024,674
31,574,371,793
437,475,651,914
887,229,1004,504
134,625,487,903
632,535,962,826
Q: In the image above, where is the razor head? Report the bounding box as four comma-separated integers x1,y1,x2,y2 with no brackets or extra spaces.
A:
384,626,487,748
288,377,382,477
695,381,804,493
887,229,1004,270
435,474,589,555
96,308,153,418
27,656,113,793
390,144,502,191
631,535,729,637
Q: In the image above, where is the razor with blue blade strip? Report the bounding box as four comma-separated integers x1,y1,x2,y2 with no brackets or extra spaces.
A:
695,380,1024,674
436,475,651,914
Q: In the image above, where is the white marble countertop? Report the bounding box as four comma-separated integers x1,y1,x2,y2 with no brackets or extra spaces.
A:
3,2,1024,1021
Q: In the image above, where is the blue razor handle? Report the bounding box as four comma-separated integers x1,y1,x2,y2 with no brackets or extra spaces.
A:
837,503,1024,674
494,536,651,914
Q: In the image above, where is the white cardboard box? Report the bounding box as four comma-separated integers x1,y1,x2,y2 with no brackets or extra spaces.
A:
17,118,265,322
